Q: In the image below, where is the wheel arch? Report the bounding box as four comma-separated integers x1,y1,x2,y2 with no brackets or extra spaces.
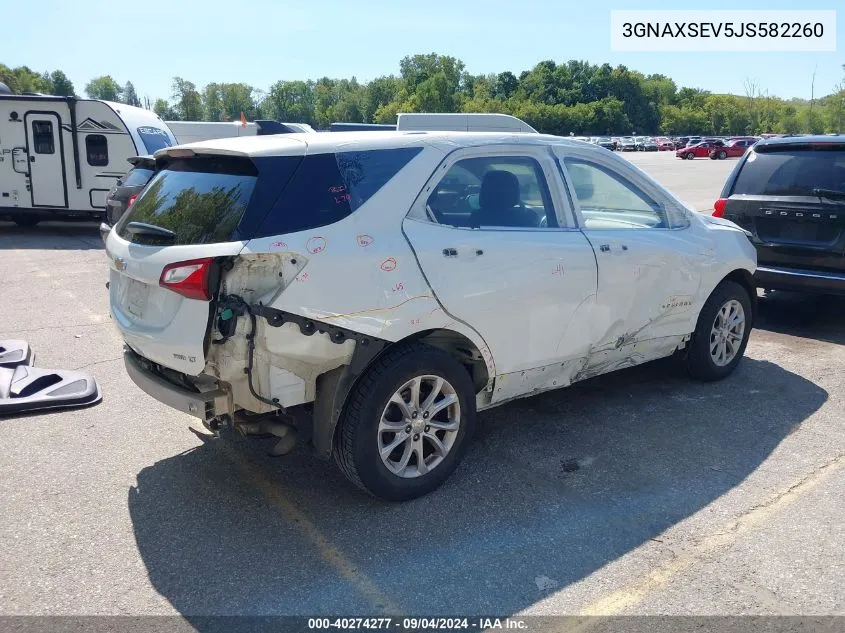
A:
311,327,491,460
719,268,758,324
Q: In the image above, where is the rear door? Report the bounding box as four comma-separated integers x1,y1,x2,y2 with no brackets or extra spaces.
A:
403,145,598,376
722,143,845,274
105,154,270,375
24,112,67,207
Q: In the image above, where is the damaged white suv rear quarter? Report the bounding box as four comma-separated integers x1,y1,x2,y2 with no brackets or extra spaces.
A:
108,131,756,501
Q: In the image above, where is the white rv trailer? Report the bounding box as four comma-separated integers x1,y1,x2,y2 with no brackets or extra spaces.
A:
0,91,176,226
166,120,315,144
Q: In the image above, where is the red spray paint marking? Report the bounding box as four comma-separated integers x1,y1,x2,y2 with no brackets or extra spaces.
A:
392,281,405,293
270,241,288,249
380,257,397,272
553,263,565,276
357,234,374,247
306,237,327,254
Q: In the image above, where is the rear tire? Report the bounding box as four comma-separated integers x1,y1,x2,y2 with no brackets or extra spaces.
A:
333,342,476,501
686,281,752,382
13,216,40,227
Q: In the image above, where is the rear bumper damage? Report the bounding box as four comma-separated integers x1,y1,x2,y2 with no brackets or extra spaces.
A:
124,349,231,422
755,265,845,295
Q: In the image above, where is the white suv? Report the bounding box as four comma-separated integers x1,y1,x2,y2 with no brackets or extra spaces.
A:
105,131,757,500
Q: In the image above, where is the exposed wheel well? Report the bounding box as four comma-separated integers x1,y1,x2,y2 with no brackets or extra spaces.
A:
311,328,490,460
407,329,490,393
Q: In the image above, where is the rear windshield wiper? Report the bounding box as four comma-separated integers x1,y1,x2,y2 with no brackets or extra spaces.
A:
812,188,845,201
124,222,176,242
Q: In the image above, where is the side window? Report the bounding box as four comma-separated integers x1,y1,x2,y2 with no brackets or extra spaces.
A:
425,156,557,229
32,121,55,154
86,134,108,166
336,147,421,211
564,159,668,229
253,148,421,238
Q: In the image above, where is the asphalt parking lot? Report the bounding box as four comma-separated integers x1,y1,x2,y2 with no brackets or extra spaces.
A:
0,151,843,623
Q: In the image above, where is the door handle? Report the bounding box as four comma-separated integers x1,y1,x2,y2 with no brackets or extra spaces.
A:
442,247,483,258
599,243,628,253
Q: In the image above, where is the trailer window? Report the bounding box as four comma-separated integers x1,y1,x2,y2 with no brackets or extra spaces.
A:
86,135,108,166
32,121,55,154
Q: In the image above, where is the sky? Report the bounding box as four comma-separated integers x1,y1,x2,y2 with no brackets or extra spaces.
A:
6,0,843,102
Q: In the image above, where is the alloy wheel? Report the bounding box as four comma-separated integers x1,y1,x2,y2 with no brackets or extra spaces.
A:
377,375,461,478
710,299,746,366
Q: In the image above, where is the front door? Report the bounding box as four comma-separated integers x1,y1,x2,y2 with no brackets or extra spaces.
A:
403,147,598,377
556,151,705,373
24,112,66,207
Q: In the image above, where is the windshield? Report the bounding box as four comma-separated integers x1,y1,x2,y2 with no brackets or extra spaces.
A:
731,148,845,197
137,126,173,154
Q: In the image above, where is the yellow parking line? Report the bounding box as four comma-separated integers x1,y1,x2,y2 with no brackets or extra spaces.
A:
559,453,844,632
218,441,403,615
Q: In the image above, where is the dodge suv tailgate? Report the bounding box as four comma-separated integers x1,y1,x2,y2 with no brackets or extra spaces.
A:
721,143,845,276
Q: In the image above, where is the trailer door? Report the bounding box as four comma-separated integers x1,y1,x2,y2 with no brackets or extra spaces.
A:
25,112,67,207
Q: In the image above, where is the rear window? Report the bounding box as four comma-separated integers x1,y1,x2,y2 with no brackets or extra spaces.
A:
116,157,256,246
252,147,422,238
121,167,155,187
116,147,423,245
731,147,845,197
137,126,173,154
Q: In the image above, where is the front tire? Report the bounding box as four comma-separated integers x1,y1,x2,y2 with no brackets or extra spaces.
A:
685,152,695,160
686,281,752,381
717,150,727,160
333,343,476,501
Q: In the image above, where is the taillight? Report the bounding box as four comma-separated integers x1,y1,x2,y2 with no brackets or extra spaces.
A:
127,194,138,208
159,258,214,301
713,198,728,218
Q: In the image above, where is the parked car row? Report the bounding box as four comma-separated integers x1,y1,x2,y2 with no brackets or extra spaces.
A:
676,137,759,160
574,135,759,155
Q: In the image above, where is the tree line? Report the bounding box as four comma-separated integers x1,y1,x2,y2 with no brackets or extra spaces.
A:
3,56,844,136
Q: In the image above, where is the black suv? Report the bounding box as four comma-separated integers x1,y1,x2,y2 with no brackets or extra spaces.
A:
105,155,156,226
715,135,845,294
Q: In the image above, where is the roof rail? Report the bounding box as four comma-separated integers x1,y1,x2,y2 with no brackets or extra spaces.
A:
396,113,538,133
329,122,396,132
